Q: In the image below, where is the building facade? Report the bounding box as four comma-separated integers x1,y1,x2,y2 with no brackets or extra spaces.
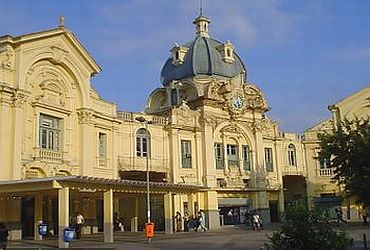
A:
0,14,367,246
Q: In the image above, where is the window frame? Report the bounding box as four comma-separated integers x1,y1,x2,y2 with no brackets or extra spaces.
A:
265,147,274,172
136,128,150,157
214,143,224,169
181,140,192,168
39,114,61,151
288,144,296,166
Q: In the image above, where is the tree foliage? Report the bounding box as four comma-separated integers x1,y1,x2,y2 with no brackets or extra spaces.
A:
265,206,351,250
318,118,370,206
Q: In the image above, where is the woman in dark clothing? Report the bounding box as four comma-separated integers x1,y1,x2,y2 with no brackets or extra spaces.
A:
0,223,9,250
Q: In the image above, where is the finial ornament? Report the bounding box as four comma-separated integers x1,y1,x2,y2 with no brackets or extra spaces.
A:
59,16,65,27
200,0,203,16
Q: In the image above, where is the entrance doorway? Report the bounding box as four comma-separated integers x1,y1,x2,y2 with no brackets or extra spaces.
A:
269,201,279,222
21,196,35,238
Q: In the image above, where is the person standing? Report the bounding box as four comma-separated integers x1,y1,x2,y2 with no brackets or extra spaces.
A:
74,212,85,239
183,212,189,232
335,208,347,224
361,207,368,225
252,211,261,231
0,223,9,250
175,211,182,232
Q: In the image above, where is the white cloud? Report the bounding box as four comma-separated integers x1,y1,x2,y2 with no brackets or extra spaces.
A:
87,0,299,60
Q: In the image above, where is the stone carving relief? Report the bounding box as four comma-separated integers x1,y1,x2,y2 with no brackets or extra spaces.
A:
22,162,76,179
206,79,269,118
50,46,69,65
199,112,220,132
0,45,15,70
225,165,243,188
11,89,28,108
172,103,199,127
242,84,269,111
25,61,71,109
77,108,95,125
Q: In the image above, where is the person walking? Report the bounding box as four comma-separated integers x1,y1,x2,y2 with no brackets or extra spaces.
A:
0,223,9,250
197,209,207,232
74,212,85,239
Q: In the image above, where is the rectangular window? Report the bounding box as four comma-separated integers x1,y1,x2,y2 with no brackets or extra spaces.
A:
181,140,192,168
265,148,273,172
227,144,238,167
214,143,224,169
39,114,61,151
242,145,251,170
136,129,149,157
98,133,107,159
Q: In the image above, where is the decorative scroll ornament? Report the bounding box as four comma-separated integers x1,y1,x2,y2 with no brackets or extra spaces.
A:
77,109,95,125
0,45,15,70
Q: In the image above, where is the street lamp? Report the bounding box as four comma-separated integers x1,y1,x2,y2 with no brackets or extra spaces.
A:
135,116,153,225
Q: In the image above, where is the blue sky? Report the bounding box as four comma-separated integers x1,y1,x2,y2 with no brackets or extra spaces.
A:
1,0,370,133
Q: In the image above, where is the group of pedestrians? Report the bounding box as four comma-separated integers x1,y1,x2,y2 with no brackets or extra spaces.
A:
175,209,207,233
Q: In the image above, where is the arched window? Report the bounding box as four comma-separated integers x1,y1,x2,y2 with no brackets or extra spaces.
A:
136,128,150,157
288,144,296,166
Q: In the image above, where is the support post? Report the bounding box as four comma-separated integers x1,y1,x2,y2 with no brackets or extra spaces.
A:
58,187,69,249
164,193,173,234
34,193,43,240
104,189,114,243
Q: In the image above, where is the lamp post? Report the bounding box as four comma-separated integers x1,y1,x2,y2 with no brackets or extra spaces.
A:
135,116,152,224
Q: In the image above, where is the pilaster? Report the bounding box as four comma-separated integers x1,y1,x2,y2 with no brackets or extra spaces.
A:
77,108,95,176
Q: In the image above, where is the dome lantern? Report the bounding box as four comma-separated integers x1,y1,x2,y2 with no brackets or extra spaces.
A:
193,15,210,38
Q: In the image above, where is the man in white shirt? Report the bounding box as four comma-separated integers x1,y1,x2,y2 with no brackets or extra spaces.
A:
75,212,85,239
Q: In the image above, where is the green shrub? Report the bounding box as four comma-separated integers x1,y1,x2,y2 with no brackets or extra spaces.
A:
265,206,351,250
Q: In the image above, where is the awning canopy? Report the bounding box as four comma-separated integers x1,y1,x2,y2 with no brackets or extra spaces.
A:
0,175,207,195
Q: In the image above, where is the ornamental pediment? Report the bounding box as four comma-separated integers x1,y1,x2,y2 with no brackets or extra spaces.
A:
207,79,269,117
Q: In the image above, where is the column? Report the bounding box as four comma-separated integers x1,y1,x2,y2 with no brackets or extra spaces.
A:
58,187,69,249
203,191,220,229
34,193,43,240
103,189,114,243
164,193,173,234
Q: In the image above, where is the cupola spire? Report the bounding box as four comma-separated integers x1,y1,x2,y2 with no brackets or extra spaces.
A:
193,0,210,37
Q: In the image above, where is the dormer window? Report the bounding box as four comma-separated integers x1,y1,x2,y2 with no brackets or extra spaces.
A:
171,45,189,66
216,41,235,64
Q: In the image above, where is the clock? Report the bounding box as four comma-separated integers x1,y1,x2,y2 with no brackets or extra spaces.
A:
232,95,244,109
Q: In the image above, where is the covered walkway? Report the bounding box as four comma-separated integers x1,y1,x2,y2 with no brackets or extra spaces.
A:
0,176,206,248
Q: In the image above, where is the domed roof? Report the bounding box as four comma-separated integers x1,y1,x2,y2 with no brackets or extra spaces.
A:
160,15,247,86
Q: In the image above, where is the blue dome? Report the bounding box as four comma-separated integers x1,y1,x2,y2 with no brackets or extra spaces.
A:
160,36,247,86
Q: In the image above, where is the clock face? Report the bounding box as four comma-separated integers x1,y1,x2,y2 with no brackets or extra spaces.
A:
232,96,244,109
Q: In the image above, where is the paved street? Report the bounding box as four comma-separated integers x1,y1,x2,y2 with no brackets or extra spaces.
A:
6,224,370,249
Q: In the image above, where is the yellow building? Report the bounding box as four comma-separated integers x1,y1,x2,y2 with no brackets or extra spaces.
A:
0,13,365,246
304,85,370,220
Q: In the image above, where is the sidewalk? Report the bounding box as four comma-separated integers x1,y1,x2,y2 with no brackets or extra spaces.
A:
6,223,370,249
7,225,267,249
